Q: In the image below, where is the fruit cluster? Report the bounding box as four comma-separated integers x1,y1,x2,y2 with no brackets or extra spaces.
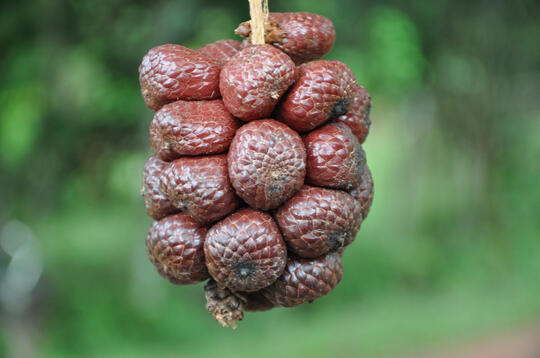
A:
139,12,373,327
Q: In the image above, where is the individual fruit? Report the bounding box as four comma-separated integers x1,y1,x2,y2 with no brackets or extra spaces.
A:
349,166,374,219
277,60,358,132
304,122,366,190
150,100,239,158
162,155,240,224
334,85,372,144
197,39,242,66
220,44,296,121
204,209,287,292
263,252,343,307
275,186,362,258
141,155,177,220
146,213,209,284
139,44,220,110
235,12,335,64
228,119,306,210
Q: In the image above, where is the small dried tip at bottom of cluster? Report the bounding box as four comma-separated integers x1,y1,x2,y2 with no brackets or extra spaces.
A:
146,213,209,284
349,166,374,219
304,122,366,190
235,12,335,64
141,155,177,220
277,60,358,133
228,119,306,210
162,155,240,224
139,44,220,111
263,252,343,307
220,44,296,121
204,209,287,292
197,39,242,67
150,99,239,158
275,185,362,258
204,280,245,328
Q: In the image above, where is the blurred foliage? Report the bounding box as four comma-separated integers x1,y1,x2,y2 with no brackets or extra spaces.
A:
1,0,540,357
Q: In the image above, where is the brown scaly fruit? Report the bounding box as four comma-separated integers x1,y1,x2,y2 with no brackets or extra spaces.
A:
146,213,209,284
277,60,358,132
235,12,335,64
150,99,239,159
220,44,296,121
304,122,366,190
349,166,374,219
228,119,306,210
204,209,287,292
263,252,343,307
333,85,372,144
162,155,240,224
139,44,220,111
274,186,362,258
197,39,242,66
141,155,177,220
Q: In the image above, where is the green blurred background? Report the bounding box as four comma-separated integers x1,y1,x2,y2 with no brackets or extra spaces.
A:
1,0,539,357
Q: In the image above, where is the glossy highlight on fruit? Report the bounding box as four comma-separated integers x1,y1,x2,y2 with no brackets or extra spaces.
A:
220,45,296,121
275,186,362,258
204,209,287,292
228,119,306,210
139,44,220,110
146,213,209,284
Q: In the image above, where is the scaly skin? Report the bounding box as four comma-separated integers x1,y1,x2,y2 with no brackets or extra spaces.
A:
349,166,374,220
274,186,362,258
162,155,240,224
141,155,177,220
304,123,366,190
204,209,287,292
263,252,343,307
139,44,220,110
197,39,242,67
146,213,209,284
334,85,372,144
150,100,239,157
277,60,358,132
236,12,335,64
228,119,306,210
220,45,296,121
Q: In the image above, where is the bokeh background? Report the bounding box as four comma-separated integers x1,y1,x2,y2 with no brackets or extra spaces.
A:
1,0,540,357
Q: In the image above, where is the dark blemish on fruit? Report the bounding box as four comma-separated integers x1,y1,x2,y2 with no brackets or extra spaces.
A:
234,261,256,278
327,230,348,251
329,98,351,119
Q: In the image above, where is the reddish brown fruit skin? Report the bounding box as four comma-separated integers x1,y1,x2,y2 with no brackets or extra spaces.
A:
263,252,343,307
220,45,296,121
141,156,177,220
146,213,209,284
139,44,220,111
162,155,240,224
150,100,239,158
204,209,287,292
304,123,366,190
349,166,374,219
228,119,306,210
242,291,276,312
334,85,372,144
275,186,362,258
236,12,335,64
277,60,357,132
197,39,242,67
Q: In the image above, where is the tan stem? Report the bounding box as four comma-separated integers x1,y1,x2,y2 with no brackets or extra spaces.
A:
248,0,268,45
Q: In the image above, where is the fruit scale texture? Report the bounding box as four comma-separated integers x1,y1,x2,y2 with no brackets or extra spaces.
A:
138,11,374,328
